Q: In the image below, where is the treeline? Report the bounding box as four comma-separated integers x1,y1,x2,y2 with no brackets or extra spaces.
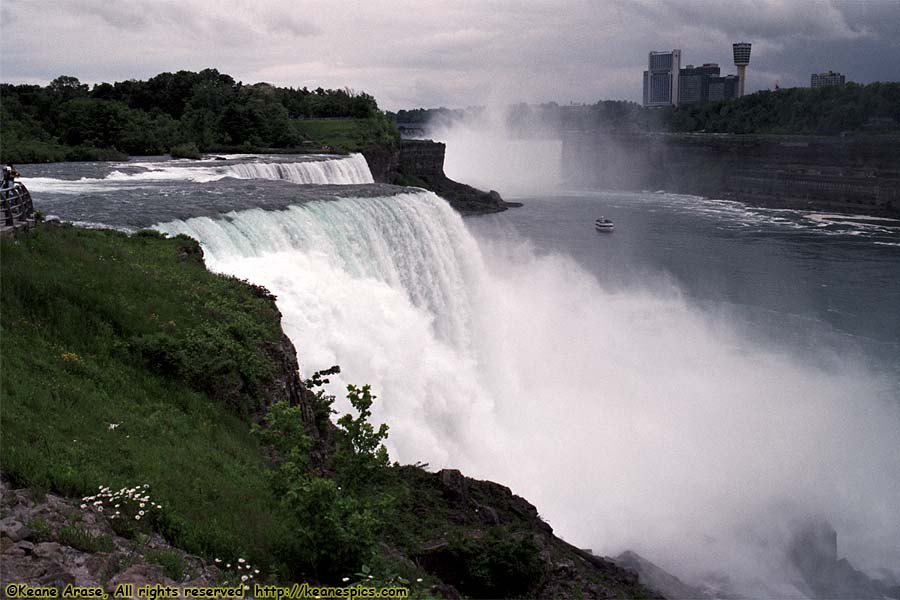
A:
390,82,900,137
663,82,900,134
1,69,397,163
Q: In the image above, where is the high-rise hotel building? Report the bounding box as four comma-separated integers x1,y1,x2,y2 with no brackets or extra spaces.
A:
678,63,721,104
643,49,681,107
811,71,846,88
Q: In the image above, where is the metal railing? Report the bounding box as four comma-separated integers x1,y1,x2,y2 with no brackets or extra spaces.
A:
1,182,34,228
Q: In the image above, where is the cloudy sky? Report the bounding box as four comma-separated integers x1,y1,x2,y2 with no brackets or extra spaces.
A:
1,0,898,111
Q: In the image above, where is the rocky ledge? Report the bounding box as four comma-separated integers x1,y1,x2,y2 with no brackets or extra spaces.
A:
0,478,223,596
364,140,522,216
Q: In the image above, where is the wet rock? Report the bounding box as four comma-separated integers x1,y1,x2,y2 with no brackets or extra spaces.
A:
428,583,461,600
614,550,711,599
107,565,176,597
1,518,31,542
474,503,500,525
553,558,577,576
35,564,77,588
33,542,63,560
788,518,899,599
438,469,468,503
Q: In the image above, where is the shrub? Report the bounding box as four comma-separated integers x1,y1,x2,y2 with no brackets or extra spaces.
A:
58,524,115,553
253,373,393,582
146,549,188,581
170,143,202,160
437,530,544,598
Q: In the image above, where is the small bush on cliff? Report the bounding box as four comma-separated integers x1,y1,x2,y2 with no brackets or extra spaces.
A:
334,384,390,487
438,530,544,598
253,372,393,582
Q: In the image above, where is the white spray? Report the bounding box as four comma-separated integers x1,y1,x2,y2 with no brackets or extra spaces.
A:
157,191,900,595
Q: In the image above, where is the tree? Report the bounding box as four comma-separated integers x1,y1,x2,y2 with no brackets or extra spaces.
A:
49,75,88,100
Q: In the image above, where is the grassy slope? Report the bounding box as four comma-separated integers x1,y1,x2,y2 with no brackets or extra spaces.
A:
291,118,397,153
0,226,292,563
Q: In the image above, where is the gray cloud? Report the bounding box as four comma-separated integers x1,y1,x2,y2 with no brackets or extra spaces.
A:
263,13,322,37
1,0,898,110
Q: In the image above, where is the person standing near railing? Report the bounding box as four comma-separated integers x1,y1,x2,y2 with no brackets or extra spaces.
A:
2,164,21,199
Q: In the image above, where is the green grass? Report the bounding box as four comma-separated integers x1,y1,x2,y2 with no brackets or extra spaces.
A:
146,548,189,581
58,523,116,553
291,117,398,152
0,139,128,163
0,225,293,565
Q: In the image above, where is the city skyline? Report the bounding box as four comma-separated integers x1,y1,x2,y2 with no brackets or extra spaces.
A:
1,0,898,111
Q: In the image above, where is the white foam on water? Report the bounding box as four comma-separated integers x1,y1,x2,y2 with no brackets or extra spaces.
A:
22,154,373,194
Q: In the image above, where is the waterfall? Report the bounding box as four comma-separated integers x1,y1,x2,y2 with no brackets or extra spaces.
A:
225,153,374,184
155,191,900,596
24,154,374,194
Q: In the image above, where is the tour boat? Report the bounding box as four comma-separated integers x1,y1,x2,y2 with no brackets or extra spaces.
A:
595,217,614,232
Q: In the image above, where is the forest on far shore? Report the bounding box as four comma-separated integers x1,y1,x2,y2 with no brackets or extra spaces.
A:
1,69,398,163
391,81,900,137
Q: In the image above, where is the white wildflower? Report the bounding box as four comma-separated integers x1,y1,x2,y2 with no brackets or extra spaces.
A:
238,558,245,564
342,577,349,583
135,515,141,520
241,576,247,582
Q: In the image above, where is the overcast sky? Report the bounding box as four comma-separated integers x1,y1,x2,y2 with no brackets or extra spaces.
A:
1,0,898,111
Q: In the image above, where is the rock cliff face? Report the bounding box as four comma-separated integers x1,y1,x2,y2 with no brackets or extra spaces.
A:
363,141,521,215
562,132,900,217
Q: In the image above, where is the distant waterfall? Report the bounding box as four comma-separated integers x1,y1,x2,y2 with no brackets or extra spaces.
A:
226,153,374,184
24,154,375,195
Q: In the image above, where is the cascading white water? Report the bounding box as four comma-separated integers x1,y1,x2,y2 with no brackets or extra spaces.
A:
24,153,374,194
156,191,900,595
225,153,374,184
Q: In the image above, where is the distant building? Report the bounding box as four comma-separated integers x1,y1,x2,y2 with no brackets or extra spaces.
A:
678,63,721,104
707,75,740,102
643,49,681,107
732,42,752,97
811,71,846,88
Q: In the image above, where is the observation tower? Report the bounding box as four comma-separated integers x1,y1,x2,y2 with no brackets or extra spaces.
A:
733,42,752,97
